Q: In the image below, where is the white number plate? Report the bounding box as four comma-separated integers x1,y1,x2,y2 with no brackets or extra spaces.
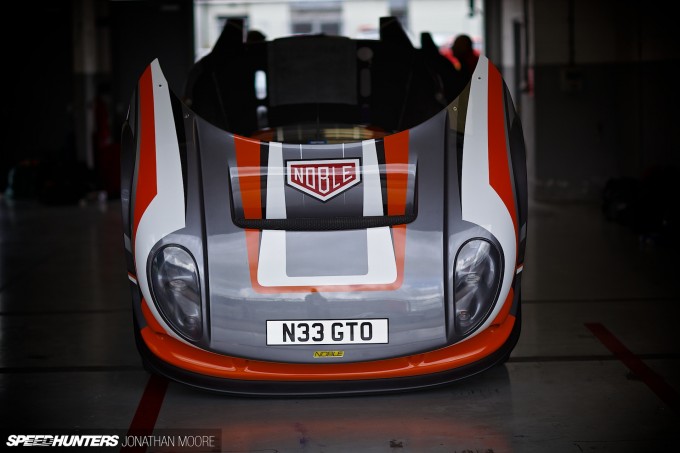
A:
266,319,389,345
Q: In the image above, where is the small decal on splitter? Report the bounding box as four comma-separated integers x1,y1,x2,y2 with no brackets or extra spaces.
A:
286,158,361,201
313,351,345,358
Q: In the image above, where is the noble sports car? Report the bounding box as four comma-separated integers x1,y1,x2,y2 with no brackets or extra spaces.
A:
121,17,527,395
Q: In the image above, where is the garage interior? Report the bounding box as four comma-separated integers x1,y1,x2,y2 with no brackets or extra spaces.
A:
1,0,679,452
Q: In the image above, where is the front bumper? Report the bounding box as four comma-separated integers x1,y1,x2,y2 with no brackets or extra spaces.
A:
134,306,521,397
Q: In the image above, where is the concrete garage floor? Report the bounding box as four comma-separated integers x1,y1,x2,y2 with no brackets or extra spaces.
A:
1,199,678,452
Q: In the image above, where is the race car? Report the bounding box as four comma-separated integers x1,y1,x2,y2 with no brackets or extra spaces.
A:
120,17,527,395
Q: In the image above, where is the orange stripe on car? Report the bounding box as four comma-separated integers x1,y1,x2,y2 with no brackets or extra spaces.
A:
487,64,519,252
383,130,410,216
133,66,158,244
234,135,263,220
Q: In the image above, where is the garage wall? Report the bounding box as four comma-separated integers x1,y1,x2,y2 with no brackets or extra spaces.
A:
530,0,680,200
1,0,195,196
1,2,75,191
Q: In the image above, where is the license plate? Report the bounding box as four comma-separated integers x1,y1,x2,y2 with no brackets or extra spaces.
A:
266,319,389,345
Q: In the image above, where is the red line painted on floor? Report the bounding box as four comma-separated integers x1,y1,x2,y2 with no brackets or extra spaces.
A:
585,322,679,414
121,374,168,453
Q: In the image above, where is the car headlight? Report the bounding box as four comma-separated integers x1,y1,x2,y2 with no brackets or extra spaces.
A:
150,246,202,341
454,239,501,337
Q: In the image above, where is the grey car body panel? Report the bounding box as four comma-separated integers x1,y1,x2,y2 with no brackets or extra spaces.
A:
204,110,446,363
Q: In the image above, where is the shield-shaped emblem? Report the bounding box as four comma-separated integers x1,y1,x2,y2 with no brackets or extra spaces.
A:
286,159,361,201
